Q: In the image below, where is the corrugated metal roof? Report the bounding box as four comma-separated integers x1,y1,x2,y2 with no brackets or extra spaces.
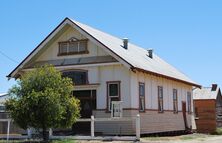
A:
25,56,117,68
193,87,220,100
71,19,198,86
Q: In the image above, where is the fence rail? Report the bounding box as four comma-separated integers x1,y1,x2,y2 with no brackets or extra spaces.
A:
1,114,141,141
68,114,141,140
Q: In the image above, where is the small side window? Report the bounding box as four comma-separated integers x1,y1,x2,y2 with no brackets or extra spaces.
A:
158,86,164,113
139,83,145,112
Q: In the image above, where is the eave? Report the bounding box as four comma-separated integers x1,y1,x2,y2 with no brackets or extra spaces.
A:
134,67,201,88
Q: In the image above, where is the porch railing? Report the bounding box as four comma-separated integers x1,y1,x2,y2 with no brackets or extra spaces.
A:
49,114,141,140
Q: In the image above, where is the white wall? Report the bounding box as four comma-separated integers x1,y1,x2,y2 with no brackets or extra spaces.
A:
130,71,193,112
97,65,131,109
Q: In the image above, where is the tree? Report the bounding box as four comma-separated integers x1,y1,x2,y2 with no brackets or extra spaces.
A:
5,65,80,141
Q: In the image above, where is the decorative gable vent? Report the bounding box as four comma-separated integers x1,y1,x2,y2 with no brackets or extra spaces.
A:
68,37,79,42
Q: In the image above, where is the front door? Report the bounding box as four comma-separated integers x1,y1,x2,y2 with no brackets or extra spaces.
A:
72,90,96,134
182,101,188,129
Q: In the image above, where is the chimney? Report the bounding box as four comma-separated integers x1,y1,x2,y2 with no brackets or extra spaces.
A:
212,84,218,91
122,38,128,49
147,49,153,58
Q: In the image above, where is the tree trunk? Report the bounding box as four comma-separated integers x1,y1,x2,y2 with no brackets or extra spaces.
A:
42,127,49,142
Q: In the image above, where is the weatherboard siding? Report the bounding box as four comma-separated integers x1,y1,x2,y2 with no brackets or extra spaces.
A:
93,110,193,135
93,110,135,135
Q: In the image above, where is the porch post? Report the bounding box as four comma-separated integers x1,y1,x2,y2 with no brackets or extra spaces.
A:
27,128,32,139
136,114,140,140
49,128,53,137
91,115,95,138
7,119,10,142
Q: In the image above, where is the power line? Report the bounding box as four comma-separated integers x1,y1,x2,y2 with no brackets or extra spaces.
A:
0,50,19,64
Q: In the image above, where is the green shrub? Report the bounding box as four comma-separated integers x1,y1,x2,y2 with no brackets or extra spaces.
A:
211,128,222,135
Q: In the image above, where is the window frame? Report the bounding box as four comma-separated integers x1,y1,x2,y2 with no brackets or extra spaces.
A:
58,39,89,56
61,69,89,85
173,89,178,114
158,86,164,113
107,81,121,112
187,92,192,114
139,82,145,112
0,105,6,112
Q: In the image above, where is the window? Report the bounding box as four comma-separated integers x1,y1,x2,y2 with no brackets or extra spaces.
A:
107,82,120,111
0,106,5,112
62,70,88,85
158,86,164,112
58,39,88,55
187,92,192,114
173,89,178,113
139,83,145,112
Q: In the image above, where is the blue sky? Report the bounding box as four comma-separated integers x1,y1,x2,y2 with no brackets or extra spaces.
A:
0,0,221,93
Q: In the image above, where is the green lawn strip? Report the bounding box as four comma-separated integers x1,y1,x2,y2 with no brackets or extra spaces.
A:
142,134,214,142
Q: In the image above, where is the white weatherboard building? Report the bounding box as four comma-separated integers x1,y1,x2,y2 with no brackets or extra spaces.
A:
7,17,200,135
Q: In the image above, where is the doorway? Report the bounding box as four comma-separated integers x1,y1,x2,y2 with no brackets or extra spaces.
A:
182,101,188,130
72,90,96,134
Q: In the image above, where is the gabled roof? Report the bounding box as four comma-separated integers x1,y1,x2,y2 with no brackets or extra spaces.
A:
193,86,221,100
0,93,9,105
0,93,7,97
7,17,200,87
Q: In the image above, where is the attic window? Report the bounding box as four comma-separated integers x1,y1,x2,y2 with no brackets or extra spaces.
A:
58,39,88,56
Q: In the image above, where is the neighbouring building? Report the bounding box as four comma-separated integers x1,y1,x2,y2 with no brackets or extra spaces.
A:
193,84,222,133
7,17,200,135
0,93,24,134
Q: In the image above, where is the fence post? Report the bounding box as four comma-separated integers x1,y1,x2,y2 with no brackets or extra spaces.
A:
27,128,32,139
136,114,140,140
7,119,10,142
49,128,53,138
91,115,95,138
